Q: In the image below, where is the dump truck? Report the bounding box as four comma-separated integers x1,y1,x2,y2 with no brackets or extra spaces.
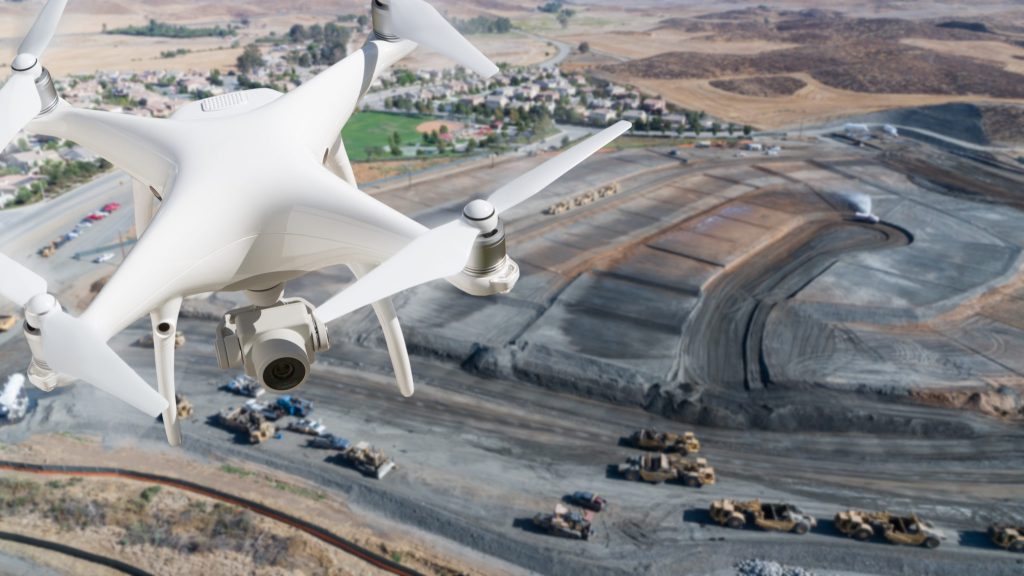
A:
135,331,186,349
989,524,1024,552
834,510,944,548
618,453,716,487
216,405,276,444
224,374,264,398
627,429,700,454
532,504,593,540
710,499,816,535
0,315,17,333
331,441,395,479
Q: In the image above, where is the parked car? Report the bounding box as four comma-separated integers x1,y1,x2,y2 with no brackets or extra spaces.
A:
566,491,607,512
287,418,326,436
93,252,115,264
102,202,121,212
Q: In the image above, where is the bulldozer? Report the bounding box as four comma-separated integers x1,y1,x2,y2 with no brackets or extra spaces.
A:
157,394,193,422
834,510,944,549
989,524,1024,552
627,429,700,454
710,499,816,535
216,405,276,444
532,503,593,540
331,441,396,479
618,453,716,487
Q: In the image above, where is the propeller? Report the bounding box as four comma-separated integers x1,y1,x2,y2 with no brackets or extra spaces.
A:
1,0,67,152
317,121,632,323
379,0,499,78
0,252,168,417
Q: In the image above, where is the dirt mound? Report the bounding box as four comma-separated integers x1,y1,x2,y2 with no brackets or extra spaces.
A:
709,76,807,97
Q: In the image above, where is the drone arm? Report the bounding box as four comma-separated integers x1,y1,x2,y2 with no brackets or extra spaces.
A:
150,298,183,446
349,263,414,397
273,39,416,158
28,100,179,190
327,136,357,187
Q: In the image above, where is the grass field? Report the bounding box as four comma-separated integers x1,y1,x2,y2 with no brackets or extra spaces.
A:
342,112,431,161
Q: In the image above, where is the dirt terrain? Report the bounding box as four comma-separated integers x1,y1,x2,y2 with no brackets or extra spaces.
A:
709,76,808,98
2,127,1024,576
584,6,1024,129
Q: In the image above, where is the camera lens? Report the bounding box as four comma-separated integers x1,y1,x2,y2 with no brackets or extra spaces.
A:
263,357,306,390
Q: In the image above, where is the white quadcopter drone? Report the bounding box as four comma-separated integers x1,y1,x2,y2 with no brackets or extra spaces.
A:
0,0,630,446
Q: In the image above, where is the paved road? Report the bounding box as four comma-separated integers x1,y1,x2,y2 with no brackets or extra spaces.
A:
0,170,134,312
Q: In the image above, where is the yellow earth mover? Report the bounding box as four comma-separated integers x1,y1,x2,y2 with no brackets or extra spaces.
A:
217,405,275,444
157,394,193,422
618,453,716,487
990,524,1024,552
710,499,817,535
0,315,17,333
627,429,700,454
834,510,944,549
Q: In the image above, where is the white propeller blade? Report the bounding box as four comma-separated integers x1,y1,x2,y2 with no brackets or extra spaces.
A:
0,252,166,417
0,73,42,153
488,121,632,214
387,0,499,78
317,219,481,323
17,0,67,58
42,311,168,417
0,251,47,307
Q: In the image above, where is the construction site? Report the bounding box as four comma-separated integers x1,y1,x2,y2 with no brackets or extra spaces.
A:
1,120,1024,575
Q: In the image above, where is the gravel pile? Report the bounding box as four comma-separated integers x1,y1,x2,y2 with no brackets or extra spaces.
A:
736,558,817,576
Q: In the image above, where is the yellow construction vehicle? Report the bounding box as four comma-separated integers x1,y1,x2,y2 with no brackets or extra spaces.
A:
990,524,1024,553
834,510,945,549
710,499,816,534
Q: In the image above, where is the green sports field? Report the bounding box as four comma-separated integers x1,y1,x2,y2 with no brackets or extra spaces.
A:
341,111,430,161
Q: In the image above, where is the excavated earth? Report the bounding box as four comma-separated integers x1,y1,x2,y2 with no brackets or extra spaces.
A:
1,135,1024,575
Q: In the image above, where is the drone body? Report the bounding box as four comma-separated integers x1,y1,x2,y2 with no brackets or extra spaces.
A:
0,0,630,446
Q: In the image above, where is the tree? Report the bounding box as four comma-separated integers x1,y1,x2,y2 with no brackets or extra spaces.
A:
557,10,573,29
711,122,720,136
236,44,265,74
578,41,590,53
357,15,369,29
743,124,753,136
466,139,477,153
727,123,736,136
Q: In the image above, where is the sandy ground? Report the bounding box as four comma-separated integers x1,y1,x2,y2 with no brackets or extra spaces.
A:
611,72,1024,130
415,120,464,134
559,30,799,60
901,38,1024,76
